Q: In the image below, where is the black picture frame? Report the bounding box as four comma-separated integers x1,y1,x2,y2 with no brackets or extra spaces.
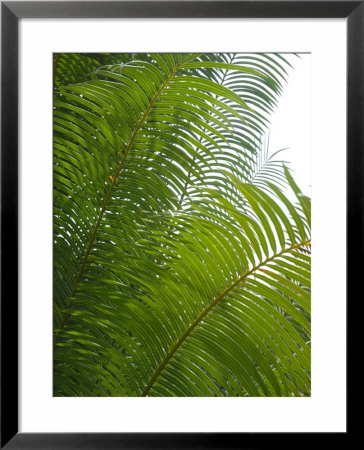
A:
1,1,356,448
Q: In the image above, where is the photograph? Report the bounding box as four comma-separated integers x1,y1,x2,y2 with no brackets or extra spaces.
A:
53,52,311,397
1,0,355,445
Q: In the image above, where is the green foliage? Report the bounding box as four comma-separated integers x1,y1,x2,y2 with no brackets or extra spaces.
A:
53,53,310,397
54,53,135,87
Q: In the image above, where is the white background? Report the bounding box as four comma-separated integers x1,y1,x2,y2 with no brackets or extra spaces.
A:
19,18,346,432
269,54,311,196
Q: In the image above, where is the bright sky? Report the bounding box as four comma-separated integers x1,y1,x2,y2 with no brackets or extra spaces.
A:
267,54,311,196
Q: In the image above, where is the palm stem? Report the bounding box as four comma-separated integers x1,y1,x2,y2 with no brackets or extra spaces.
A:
141,238,310,396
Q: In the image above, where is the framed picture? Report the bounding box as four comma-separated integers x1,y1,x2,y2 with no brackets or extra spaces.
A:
1,1,355,448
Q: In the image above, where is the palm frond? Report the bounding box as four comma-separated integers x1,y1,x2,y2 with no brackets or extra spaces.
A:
53,53,310,397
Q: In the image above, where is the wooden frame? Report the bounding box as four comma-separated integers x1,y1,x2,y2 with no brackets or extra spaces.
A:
1,1,356,448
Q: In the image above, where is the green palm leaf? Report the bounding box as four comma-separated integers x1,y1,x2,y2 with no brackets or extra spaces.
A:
53,53,310,397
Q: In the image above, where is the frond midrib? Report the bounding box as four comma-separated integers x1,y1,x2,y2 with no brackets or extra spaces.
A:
178,53,236,207
56,59,189,334
141,238,310,396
